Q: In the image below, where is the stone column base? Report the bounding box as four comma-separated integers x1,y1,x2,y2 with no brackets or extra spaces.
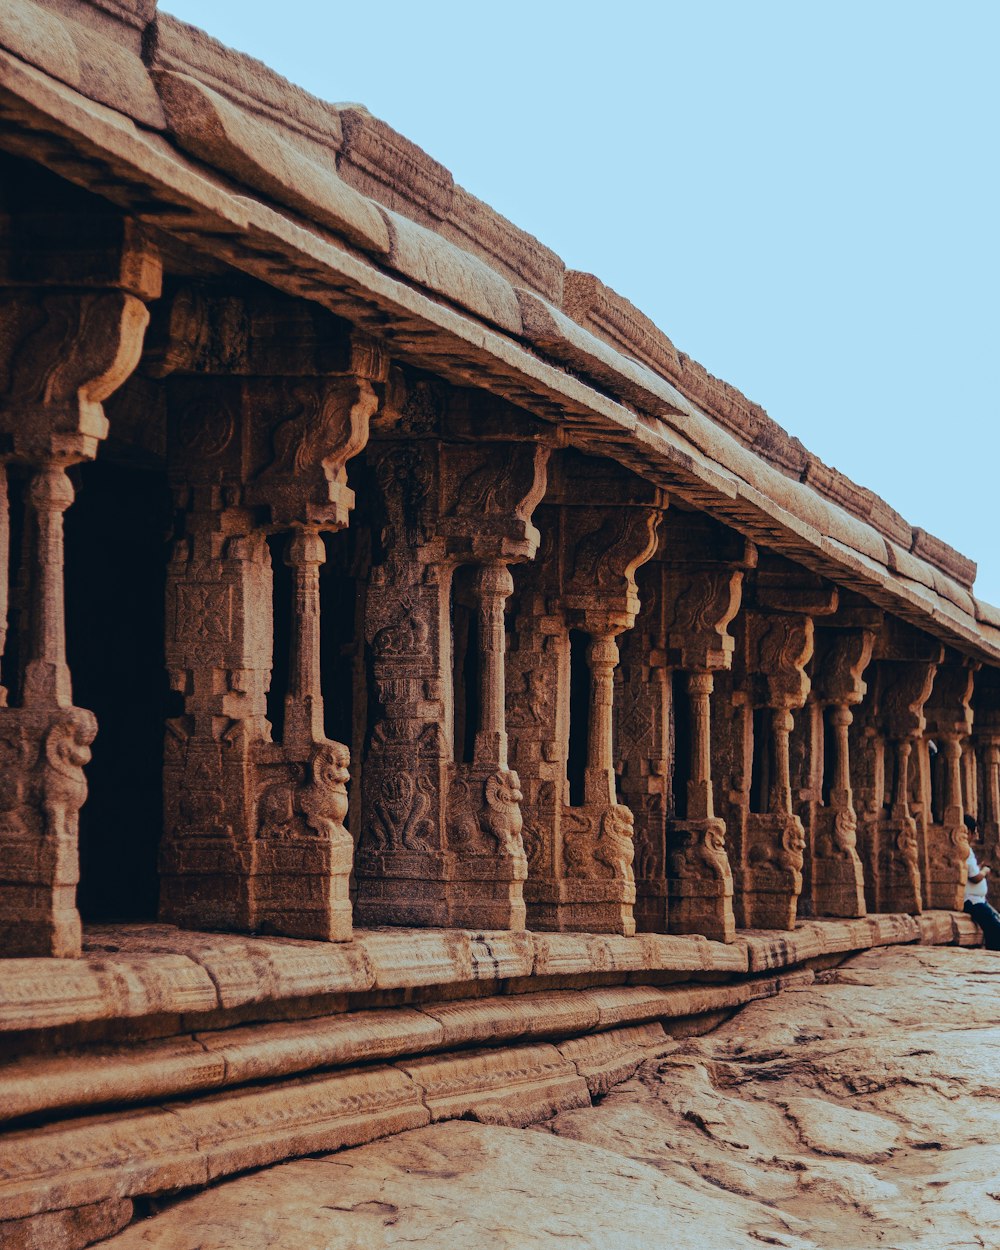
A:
0,705,96,958
865,817,923,914
735,814,804,930
159,837,255,934
667,818,735,943
810,808,866,917
526,878,636,936
254,838,354,941
355,850,527,930
923,822,968,912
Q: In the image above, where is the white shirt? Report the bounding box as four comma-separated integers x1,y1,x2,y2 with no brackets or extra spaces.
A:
965,850,989,905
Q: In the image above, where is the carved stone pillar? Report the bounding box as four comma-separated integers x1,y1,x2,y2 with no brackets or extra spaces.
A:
977,734,1000,865
855,640,941,914
661,551,748,944
725,561,843,930
445,555,530,931
733,611,814,929
611,558,669,933
0,207,161,956
922,658,976,910
355,387,549,930
668,670,735,940
508,454,663,935
805,627,875,917
971,667,1000,867
0,465,8,707
152,287,384,940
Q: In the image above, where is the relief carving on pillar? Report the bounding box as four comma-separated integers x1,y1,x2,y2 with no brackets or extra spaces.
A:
564,506,660,626
0,291,156,462
752,613,814,711
665,567,744,672
0,708,97,958
564,804,636,884
40,710,97,841
257,741,351,842
368,771,435,853
815,807,859,859
668,818,732,884
247,370,381,529
447,769,526,858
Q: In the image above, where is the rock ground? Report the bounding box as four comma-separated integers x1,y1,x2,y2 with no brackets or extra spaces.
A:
100,945,1000,1249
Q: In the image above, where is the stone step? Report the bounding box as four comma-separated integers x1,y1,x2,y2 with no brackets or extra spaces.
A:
0,910,980,1250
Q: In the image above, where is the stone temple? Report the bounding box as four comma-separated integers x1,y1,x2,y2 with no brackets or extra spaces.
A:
0,2,996,1246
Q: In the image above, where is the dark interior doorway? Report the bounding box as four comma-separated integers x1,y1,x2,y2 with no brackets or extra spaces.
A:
65,458,172,922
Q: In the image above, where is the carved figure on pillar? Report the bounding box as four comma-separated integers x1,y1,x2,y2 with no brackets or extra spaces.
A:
355,381,550,930
153,287,384,941
0,197,161,957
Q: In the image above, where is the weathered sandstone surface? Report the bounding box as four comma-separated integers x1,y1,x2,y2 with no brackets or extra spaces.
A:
96,944,999,1249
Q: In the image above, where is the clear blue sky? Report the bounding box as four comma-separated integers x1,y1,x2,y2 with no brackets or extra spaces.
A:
163,1,1000,604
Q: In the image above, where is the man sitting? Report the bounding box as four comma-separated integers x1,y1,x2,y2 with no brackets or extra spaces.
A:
964,816,1000,951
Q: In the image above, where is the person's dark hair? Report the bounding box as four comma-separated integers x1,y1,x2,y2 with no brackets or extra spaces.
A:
964,813,979,835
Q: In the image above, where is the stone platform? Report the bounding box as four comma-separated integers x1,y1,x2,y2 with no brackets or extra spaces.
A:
92,943,1000,1250
0,912,980,1249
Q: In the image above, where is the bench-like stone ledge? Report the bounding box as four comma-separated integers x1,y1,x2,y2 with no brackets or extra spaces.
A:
0,914,978,1035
